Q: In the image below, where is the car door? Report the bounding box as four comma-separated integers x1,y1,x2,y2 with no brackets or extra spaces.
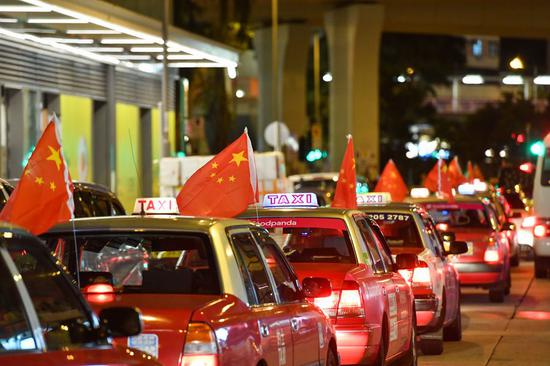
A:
355,218,400,355
252,228,322,366
368,222,412,353
229,229,294,366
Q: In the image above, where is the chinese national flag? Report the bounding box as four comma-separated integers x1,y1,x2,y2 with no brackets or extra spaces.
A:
473,164,485,181
424,160,453,199
332,137,357,209
177,131,258,217
448,156,467,188
466,161,475,182
0,116,74,235
375,159,408,202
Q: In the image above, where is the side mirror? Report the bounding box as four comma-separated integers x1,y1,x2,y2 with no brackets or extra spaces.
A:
395,253,419,270
501,222,515,231
302,277,332,298
447,241,468,255
99,307,142,338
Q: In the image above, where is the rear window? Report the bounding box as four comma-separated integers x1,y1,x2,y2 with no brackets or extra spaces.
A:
425,203,494,229
252,217,356,264
366,213,422,248
43,233,220,295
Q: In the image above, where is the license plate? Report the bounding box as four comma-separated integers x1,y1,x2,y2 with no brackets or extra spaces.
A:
128,333,159,358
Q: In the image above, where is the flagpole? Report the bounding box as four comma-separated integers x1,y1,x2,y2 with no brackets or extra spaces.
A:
437,156,441,196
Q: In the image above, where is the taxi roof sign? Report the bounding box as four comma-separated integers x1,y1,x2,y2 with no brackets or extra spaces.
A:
410,187,430,198
457,183,475,195
263,193,319,208
133,197,179,215
357,192,392,205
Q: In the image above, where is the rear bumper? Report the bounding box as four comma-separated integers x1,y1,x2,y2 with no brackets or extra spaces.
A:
335,325,377,365
454,262,503,286
415,297,439,332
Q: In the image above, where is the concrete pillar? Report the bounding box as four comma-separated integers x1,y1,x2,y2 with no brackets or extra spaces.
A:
325,4,384,177
254,24,311,150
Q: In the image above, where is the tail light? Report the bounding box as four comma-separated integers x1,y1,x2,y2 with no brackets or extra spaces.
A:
484,246,500,263
534,224,547,238
180,323,218,366
522,216,537,228
398,261,432,295
313,280,364,320
436,223,449,231
82,283,115,303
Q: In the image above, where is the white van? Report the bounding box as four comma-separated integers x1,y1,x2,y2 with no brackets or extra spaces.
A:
532,133,550,277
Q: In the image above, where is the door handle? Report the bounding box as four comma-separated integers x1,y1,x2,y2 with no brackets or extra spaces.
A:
395,286,400,293
382,287,387,296
290,318,299,331
259,323,270,337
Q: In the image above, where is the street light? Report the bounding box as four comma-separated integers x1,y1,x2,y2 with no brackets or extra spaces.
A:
509,56,525,70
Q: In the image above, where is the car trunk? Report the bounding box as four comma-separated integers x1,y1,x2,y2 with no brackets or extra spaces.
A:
290,262,357,290
452,228,494,263
90,293,220,365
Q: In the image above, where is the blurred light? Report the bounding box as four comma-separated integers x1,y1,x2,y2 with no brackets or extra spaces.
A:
101,38,155,44
130,47,163,52
499,149,507,158
410,187,430,198
397,75,407,83
0,18,18,23
502,75,524,85
322,72,332,82
80,47,124,52
484,148,494,158
509,56,524,70
0,5,49,12
534,75,550,85
66,29,120,35
516,133,525,143
436,149,450,160
43,38,93,44
227,66,237,79
462,74,484,85
235,89,245,98
406,67,414,75
405,150,417,159
137,63,162,73
306,149,325,162
519,162,534,174
176,151,186,158
530,140,545,156
156,54,202,60
114,55,150,60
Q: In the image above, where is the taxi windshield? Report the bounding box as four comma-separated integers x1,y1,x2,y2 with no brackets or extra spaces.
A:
252,217,356,263
425,203,493,229
44,233,220,295
366,213,423,248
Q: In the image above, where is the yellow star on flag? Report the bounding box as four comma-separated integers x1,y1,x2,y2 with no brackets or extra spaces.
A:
229,151,247,167
210,172,216,178
211,162,219,169
35,177,44,185
229,176,236,182
24,170,31,176
217,177,224,184
49,181,56,191
46,146,62,171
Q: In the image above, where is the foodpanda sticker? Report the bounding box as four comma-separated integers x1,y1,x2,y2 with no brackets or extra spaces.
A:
388,293,397,317
277,329,286,365
317,323,325,348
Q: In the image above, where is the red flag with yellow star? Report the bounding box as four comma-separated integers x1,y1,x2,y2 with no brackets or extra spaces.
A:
448,156,467,188
0,115,74,234
332,136,357,209
374,159,408,202
176,131,258,217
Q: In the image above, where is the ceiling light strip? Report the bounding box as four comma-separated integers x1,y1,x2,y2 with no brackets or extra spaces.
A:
28,18,87,24
66,29,121,35
0,5,49,12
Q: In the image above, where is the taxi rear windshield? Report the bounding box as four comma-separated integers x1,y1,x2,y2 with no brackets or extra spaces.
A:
366,213,422,248
252,217,356,264
43,233,220,295
425,203,492,229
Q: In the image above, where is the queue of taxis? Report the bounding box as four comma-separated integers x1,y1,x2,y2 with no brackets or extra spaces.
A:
407,193,511,303
41,198,338,366
356,192,467,356
0,222,159,366
240,193,418,366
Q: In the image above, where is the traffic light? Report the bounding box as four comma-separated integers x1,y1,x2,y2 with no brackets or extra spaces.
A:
529,140,545,156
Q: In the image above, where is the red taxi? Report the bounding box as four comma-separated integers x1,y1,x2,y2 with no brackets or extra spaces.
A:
241,193,417,366
358,193,467,355
43,198,338,366
408,194,511,303
0,223,159,366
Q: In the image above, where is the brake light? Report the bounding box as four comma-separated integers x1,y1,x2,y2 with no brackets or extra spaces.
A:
412,267,431,285
180,323,218,366
313,291,340,318
398,261,432,294
534,225,547,238
522,216,537,228
436,223,449,231
484,247,500,263
82,283,115,303
338,281,364,318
